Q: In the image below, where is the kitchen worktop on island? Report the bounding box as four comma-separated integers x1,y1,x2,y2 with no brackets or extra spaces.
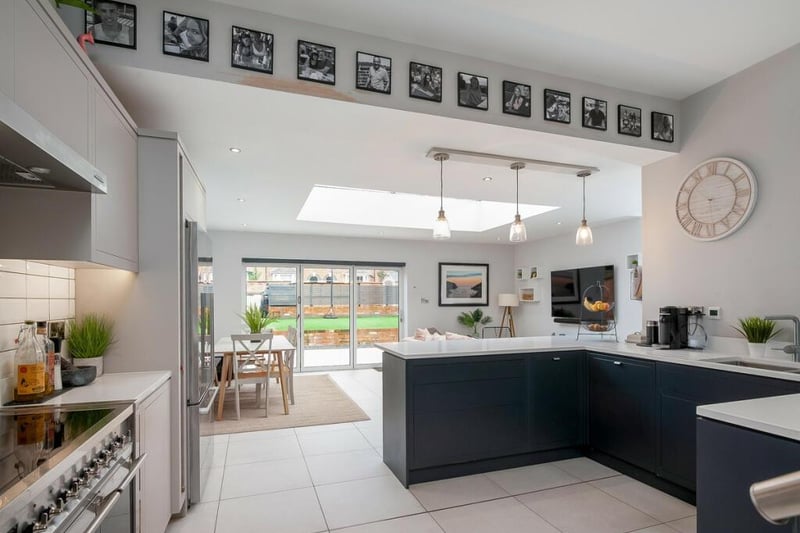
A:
44,370,171,405
698,393,800,442
376,336,800,382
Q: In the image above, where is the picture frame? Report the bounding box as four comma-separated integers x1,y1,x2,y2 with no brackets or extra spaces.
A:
356,51,391,94
439,263,489,306
544,89,571,123
231,25,273,75
618,104,642,137
409,62,442,102
457,72,488,110
528,266,538,279
297,40,336,85
163,11,209,62
651,111,675,143
515,267,524,281
519,288,536,303
85,0,136,49
502,81,531,117
582,96,607,131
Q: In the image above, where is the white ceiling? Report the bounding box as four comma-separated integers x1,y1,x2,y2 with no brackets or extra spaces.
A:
103,66,673,243
213,0,800,100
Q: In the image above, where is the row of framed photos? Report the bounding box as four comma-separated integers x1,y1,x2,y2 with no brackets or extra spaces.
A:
84,2,674,142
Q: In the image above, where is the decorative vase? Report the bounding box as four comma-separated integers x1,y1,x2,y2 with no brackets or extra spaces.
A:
75,355,104,376
747,342,766,358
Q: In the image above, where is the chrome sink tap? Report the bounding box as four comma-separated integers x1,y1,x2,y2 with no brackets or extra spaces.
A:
765,315,800,362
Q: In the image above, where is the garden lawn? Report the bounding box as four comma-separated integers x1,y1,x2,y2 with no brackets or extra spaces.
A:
271,315,398,331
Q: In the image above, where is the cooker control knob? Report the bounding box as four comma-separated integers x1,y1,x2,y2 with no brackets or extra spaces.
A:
31,509,50,531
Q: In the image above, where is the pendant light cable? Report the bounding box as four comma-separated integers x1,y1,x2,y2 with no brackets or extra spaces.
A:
576,170,593,246
432,153,451,239
509,162,527,242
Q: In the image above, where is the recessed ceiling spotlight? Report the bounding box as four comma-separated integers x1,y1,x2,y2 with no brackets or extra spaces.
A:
240,223,248,227
483,176,493,182
229,147,242,153
556,221,562,225
236,197,246,203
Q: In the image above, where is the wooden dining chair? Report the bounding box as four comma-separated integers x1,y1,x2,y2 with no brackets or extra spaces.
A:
231,333,275,419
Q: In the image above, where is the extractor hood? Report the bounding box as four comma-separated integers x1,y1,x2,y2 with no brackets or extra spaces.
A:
0,92,107,194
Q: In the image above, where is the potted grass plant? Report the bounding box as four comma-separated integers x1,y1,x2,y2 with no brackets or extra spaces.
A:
67,314,115,376
457,308,492,337
238,304,278,334
733,317,781,358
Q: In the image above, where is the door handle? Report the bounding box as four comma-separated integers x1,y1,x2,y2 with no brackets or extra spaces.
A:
613,361,623,366
552,357,561,361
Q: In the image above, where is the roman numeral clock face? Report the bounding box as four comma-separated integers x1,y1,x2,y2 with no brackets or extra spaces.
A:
675,158,757,241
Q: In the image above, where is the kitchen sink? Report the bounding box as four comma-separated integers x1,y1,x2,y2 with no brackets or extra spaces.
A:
706,357,800,373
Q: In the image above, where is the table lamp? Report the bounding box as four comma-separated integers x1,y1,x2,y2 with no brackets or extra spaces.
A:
498,293,519,337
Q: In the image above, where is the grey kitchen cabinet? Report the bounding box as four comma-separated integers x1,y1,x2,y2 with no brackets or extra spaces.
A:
0,1,13,98
137,379,172,533
530,351,585,450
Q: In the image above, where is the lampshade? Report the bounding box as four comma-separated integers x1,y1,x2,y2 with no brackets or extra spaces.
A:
498,293,519,307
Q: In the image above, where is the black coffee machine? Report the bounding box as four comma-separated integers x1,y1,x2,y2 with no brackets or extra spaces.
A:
658,306,689,349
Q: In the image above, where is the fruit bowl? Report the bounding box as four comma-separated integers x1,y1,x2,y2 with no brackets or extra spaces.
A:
586,323,611,332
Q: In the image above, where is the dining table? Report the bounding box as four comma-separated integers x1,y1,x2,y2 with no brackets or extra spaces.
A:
213,334,296,421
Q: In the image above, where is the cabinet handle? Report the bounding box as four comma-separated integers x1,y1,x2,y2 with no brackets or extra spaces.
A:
613,361,623,366
552,357,561,361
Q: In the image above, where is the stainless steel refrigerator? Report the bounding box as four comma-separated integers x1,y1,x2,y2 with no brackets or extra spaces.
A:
184,220,217,508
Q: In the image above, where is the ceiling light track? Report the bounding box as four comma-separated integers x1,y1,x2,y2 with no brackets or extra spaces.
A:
426,147,599,176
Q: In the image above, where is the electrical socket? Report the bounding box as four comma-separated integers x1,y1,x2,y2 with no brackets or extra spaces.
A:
708,306,721,320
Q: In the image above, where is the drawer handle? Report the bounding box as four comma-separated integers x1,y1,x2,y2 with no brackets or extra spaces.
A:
613,361,623,366
552,357,561,361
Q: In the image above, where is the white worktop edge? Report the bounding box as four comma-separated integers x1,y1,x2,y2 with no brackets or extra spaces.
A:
44,371,172,405
698,394,800,442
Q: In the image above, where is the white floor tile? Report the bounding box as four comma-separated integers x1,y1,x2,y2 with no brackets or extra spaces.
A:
550,457,619,481
199,467,224,503
298,427,373,456
485,463,580,495
225,434,302,465
316,475,425,529
331,513,443,533
216,487,327,533
432,497,560,533
354,420,383,448
631,526,680,533
166,501,218,533
227,427,296,442
295,422,356,435
221,457,312,499
591,475,696,523
410,474,508,511
517,482,659,533
206,440,229,468
666,516,697,533
305,448,391,486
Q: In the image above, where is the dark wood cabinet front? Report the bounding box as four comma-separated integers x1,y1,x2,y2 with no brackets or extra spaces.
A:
530,351,585,450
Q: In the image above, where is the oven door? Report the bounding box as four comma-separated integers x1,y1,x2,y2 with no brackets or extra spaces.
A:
63,453,146,533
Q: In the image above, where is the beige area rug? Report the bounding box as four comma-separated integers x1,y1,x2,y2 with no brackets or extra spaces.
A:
201,374,369,436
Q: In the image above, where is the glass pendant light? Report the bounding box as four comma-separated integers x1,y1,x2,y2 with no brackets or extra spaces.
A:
576,170,594,246
432,153,451,239
509,162,527,242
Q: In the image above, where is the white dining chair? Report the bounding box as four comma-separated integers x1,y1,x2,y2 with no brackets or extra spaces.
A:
286,326,298,405
231,333,273,419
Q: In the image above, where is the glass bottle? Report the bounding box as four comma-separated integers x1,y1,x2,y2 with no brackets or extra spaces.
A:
43,336,55,394
14,321,46,402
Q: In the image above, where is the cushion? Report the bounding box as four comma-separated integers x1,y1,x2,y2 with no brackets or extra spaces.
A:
415,328,432,341
445,331,472,340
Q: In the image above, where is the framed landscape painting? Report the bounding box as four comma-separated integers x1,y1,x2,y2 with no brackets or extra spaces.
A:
439,263,489,306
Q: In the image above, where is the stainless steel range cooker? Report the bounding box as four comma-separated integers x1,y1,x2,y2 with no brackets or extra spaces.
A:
0,402,141,533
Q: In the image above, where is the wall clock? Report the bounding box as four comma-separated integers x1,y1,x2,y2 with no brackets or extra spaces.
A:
675,157,757,241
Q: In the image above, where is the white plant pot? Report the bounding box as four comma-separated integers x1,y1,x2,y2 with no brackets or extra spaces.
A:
747,343,766,358
75,356,104,376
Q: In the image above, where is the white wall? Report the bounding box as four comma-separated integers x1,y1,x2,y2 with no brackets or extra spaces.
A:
642,43,800,339
513,219,642,338
210,230,515,338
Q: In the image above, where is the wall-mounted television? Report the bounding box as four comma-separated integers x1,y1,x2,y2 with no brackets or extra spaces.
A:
550,264,614,324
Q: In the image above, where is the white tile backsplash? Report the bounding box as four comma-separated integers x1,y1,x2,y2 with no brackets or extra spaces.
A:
0,261,75,401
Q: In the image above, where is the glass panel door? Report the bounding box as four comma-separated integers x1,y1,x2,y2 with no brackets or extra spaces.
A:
300,266,352,370
355,268,400,366
244,265,299,369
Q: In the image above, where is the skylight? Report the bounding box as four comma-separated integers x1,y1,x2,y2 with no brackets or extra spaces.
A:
297,185,559,232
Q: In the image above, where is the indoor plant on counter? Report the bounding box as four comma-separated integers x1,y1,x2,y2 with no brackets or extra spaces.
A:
238,304,278,334
66,314,115,376
457,308,492,338
733,317,781,357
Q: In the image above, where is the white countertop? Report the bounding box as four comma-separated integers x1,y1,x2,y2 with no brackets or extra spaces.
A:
44,371,171,405
698,394,800,441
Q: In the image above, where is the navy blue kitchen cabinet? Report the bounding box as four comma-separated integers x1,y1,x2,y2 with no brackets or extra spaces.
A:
697,418,800,533
588,353,657,471
530,351,585,450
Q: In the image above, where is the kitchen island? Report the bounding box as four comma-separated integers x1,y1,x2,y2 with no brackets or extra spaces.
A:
378,336,800,507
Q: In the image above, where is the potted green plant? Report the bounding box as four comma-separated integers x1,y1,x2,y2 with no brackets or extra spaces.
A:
733,317,781,358
457,308,492,337
67,314,115,376
238,304,278,334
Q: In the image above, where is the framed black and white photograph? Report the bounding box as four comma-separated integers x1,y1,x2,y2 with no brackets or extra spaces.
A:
458,72,488,110
85,1,136,49
503,81,531,117
582,97,607,130
297,40,336,85
439,263,489,307
618,104,642,137
163,11,209,62
544,89,570,123
652,111,675,142
231,26,273,74
409,62,442,102
356,52,391,94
